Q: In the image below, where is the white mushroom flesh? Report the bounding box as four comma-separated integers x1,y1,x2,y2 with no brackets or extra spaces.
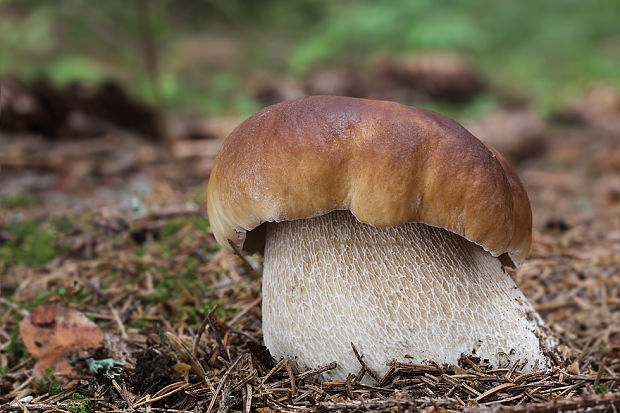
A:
262,211,555,381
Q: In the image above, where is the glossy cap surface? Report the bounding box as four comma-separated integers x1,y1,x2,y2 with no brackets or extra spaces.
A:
207,95,531,266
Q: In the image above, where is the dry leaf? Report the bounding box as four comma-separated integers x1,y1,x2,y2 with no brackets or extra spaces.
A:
567,360,580,375
30,304,58,326
19,305,104,384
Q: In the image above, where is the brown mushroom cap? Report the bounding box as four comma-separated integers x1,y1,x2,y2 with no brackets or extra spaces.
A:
207,95,532,267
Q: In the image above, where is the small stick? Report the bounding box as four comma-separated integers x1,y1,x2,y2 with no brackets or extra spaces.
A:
206,354,243,413
351,342,381,382
243,383,253,413
260,359,287,387
354,367,366,383
133,383,189,408
267,362,337,388
110,306,128,339
345,373,355,400
228,296,262,327
111,379,133,410
474,382,516,402
229,242,261,278
148,204,202,219
230,369,258,393
506,359,521,381
285,361,297,397
151,381,187,400
165,331,211,391
193,305,218,356
461,354,482,372
378,366,396,387
594,366,604,386
461,382,482,397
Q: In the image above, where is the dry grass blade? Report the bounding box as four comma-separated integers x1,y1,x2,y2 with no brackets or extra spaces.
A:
474,382,517,401
467,392,620,412
192,305,217,356
165,331,209,387
133,382,189,408
243,383,253,413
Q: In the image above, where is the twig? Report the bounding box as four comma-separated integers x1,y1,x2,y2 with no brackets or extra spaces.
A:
228,296,262,327
110,306,128,339
461,354,483,372
351,342,381,382
345,373,355,400
133,382,189,408
506,359,521,380
266,362,337,389
229,242,261,279
285,360,297,397
165,331,211,391
461,382,482,397
243,383,252,413
111,379,133,411
317,397,418,411
193,305,218,356
135,0,160,105
206,354,244,413
0,297,29,318
260,359,287,387
475,382,517,401
467,391,620,412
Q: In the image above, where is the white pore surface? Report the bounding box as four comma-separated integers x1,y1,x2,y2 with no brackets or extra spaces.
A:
262,211,554,381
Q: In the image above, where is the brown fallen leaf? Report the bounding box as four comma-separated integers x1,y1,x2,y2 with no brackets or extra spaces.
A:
30,304,58,326
567,360,580,375
19,304,104,385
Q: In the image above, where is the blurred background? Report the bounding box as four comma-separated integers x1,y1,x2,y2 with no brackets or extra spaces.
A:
2,0,620,115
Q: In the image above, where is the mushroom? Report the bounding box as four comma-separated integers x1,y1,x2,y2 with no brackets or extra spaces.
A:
207,95,557,381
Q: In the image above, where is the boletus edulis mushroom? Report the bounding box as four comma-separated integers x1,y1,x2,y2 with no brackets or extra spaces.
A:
207,95,557,381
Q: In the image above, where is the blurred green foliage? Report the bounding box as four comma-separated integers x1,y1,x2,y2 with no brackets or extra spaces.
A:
39,364,63,395
0,193,39,209
2,326,26,372
0,219,59,268
1,0,619,115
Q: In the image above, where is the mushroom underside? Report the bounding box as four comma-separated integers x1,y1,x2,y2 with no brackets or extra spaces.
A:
262,210,555,382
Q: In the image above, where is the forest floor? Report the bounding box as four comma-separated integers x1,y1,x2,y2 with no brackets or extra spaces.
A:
1,80,619,412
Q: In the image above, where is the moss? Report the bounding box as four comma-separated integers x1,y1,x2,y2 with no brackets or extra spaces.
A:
128,319,151,332
66,393,94,413
0,220,59,268
24,286,91,312
0,193,39,209
187,216,210,232
3,326,27,370
39,365,63,395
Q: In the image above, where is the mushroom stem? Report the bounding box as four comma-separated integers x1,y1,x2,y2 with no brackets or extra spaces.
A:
262,211,555,381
